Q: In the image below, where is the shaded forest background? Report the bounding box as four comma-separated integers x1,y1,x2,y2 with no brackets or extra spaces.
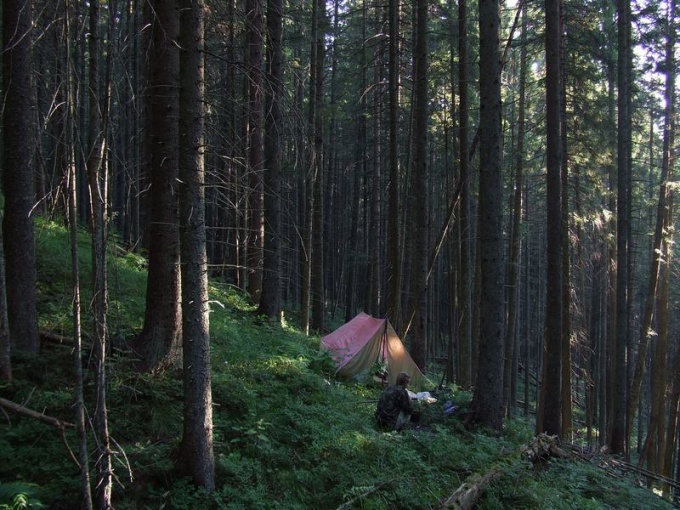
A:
1,0,679,503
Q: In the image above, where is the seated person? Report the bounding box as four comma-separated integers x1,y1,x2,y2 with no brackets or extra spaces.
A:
375,372,413,431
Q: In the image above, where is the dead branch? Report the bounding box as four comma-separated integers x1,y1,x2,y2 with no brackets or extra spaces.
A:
441,433,571,509
0,396,75,429
40,330,74,346
521,433,568,463
441,469,501,509
40,330,93,347
335,481,393,510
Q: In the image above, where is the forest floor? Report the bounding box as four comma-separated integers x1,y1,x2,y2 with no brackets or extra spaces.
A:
0,220,678,509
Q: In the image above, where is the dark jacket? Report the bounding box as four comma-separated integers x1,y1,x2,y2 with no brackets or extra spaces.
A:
375,385,413,430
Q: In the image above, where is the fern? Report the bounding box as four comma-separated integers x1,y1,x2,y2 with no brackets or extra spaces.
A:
0,482,45,510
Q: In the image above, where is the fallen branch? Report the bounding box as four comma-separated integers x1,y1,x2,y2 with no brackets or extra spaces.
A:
441,433,571,509
335,481,393,510
521,433,568,463
441,469,501,509
0,396,75,429
40,330,74,346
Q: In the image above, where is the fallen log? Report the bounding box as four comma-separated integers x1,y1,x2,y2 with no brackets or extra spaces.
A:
441,433,572,509
521,433,568,463
40,330,74,346
0,396,75,429
440,469,501,510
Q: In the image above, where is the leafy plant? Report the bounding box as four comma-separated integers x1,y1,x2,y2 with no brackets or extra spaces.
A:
370,359,388,379
306,349,336,376
0,482,45,510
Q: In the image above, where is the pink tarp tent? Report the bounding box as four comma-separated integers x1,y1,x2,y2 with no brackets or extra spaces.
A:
320,312,426,390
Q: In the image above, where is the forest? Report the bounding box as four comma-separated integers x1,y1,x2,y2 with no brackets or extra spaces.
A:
0,0,678,506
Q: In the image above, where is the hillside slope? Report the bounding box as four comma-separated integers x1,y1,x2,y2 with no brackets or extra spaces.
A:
0,221,676,509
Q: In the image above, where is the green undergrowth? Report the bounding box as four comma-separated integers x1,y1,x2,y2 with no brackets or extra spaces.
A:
1,220,676,509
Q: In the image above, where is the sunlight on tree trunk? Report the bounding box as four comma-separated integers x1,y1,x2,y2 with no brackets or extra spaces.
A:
178,0,215,490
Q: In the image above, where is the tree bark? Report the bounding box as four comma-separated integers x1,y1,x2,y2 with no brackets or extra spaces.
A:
344,1,367,323
660,1,677,482
257,0,284,320
136,0,182,372
0,397,75,429
178,0,215,490
471,0,505,431
69,137,94,510
457,0,473,390
0,216,11,384
2,0,40,356
537,0,563,438
610,0,632,455
301,0,321,334
246,0,265,302
642,1,675,476
626,0,675,457
386,0,402,329
310,0,326,333
441,470,501,510
559,1,572,438
87,0,113,506
407,0,429,372
64,1,93,504
503,0,526,416
368,32,382,317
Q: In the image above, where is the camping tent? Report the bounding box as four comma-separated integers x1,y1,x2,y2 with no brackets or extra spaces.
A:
320,312,426,390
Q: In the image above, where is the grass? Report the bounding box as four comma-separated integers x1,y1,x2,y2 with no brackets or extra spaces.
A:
0,219,677,509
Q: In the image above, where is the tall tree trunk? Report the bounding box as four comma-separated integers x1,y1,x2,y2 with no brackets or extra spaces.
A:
661,1,677,482
178,0,215,491
643,228,672,474
605,77,617,448
310,0,326,333
408,0,429,371
665,322,680,487
87,0,113,506
626,0,675,456
610,0,632,455
301,0,321,334
2,0,40,356
368,36,382,317
324,0,340,317
457,0,473,389
345,0,368,323
386,0,402,328
559,2,572,438
537,0,563,438
64,1,93,505
642,0,675,475
503,0,526,416
0,217,9,384
257,0,284,320
136,0,182,372
471,0,505,431
246,0,265,302
68,106,94,510
630,164,670,465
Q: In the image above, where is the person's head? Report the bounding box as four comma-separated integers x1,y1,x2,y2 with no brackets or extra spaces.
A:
396,372,411,387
